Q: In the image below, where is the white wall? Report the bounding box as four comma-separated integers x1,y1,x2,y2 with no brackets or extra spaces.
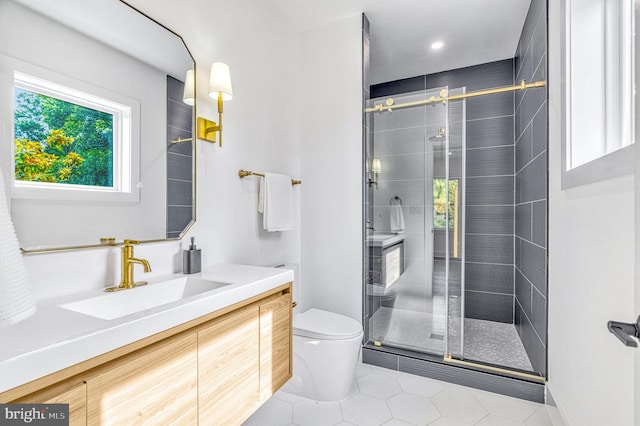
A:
16,0,302,300
299,15,363,321
547,0,636,424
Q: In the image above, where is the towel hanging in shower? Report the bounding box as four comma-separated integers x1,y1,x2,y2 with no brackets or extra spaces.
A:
390,205,405,233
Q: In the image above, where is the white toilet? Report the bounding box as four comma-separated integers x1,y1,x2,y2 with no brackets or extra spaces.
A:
276,265,363,401
283,308,363,401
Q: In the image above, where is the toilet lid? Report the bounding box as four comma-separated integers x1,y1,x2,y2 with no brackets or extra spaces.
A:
293,309,363,340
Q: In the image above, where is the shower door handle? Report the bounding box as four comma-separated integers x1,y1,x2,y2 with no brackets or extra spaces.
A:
607,316,640,347
453,187,459,258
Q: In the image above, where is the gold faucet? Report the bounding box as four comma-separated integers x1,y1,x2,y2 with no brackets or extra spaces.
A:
105,239,151,292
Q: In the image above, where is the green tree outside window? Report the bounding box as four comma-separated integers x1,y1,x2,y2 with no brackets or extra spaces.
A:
14,88,113,187
433,178,459,229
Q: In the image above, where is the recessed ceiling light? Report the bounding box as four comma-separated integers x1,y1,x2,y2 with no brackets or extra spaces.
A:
431,41,444,50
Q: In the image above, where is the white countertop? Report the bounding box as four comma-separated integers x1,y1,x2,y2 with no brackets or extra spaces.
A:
367,233,405,248
0,264,293,394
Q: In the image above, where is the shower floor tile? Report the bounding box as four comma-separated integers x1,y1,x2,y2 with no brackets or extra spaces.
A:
369,307,533,371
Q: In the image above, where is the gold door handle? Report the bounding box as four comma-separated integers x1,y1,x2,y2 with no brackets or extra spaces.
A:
453,187,459,258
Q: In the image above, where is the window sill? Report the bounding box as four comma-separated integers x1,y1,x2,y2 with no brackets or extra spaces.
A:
561,144,635,190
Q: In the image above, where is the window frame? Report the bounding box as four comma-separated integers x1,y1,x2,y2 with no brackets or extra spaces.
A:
561,0,636,189
3,57,140,203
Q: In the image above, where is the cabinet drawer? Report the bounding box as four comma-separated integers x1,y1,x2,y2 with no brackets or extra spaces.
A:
198,304,261,425
260,291,292,400
86,332,198,425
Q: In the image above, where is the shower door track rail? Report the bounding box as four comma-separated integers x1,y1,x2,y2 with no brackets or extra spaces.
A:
365,80,546,113
443,355,546,382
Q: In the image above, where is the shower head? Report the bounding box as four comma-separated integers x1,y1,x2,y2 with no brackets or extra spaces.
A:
428,127,446,141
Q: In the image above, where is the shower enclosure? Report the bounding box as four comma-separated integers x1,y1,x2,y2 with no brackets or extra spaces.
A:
363,84,543,380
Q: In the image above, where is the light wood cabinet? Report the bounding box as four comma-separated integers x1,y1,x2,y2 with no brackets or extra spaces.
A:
198,304,261,425
198,288,293,426
259,290,292,401
4,283,292,426
86,332,198,425
15,381,87,426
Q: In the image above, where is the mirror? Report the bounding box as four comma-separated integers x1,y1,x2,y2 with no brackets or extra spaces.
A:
0,0,195,252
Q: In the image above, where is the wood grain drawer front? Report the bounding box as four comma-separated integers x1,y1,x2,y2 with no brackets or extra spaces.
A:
86,332,198,426
198,304,261,426
259,291,292,400
16,383,86,426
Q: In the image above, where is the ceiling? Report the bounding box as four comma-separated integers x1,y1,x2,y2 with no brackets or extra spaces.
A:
270,0,532,85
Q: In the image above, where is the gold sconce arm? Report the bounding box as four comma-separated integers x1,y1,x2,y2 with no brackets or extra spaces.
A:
197,93,225,147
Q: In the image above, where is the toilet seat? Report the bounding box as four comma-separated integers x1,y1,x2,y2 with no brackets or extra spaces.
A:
293,308,363,340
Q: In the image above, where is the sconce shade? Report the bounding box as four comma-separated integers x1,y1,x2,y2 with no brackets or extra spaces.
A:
372,158,382,174
182,69,195,106
209,62,233,101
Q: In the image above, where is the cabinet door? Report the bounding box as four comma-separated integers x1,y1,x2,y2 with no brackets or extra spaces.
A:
86,332,197,425
198,304,260,425
16,382,86,426
260,289,292,400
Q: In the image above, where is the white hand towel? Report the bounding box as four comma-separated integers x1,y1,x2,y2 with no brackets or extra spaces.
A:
390,205,405,234
258,173,293,232
0,168,36,327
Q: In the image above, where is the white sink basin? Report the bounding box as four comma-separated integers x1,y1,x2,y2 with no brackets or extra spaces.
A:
59,277,230,320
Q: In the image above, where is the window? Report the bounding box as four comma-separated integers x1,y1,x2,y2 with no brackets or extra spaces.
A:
433,178,459,229
15,86,114,187
12,72,138,201
562,0,635,188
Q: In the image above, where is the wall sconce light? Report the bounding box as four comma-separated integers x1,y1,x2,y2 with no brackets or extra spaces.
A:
197,62,233,147
369,158,382,187
170,70,195,144
182,69,195,106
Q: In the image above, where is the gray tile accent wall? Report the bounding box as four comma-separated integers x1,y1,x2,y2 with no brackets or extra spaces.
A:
458,60,515,324
514,0,548,376
466,206,514,235
166,76,193,238
466,116,515,149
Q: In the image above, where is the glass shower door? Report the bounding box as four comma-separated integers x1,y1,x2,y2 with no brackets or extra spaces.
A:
428,88,465,360
365,81,546,380
365,86,464,359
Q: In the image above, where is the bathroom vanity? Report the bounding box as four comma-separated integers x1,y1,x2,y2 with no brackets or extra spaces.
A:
368,233,405,286
0,264,293,426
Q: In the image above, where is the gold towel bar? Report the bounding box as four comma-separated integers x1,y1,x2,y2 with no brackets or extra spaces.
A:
238,169,301,186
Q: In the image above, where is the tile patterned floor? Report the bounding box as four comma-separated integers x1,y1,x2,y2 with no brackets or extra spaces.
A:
243,363,553,426
370,307,533,371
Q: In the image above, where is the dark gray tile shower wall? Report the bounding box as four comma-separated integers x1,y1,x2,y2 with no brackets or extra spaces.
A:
372,59,516,324
514,0,548,375
166,76,193,238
